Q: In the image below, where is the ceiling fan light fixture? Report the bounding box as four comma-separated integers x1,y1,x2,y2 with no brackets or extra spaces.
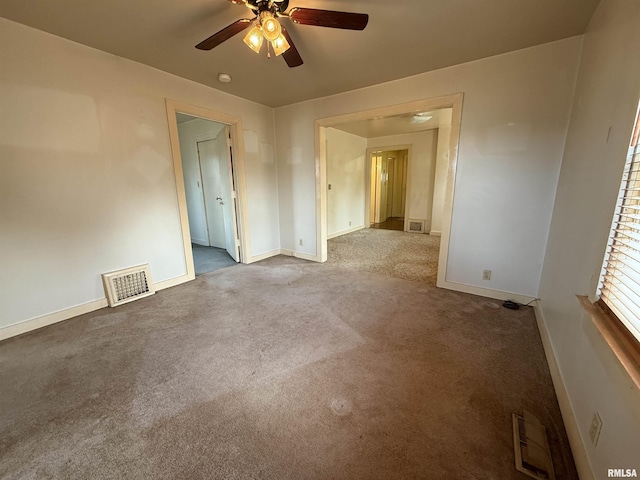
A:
243,25,263,53
271,33,290,56
260,12,282,42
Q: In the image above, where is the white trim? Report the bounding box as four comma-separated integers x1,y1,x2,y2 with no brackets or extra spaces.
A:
295,251,319,261
246,249,282,264
280,249,320,262
316,94,464,283
0,298,108,342
165,99,251,270
0,274,193,342
429,230,442,236
533,304,595,480
438,279,537,305
316,125,328,262
435,95,463,292
155,274,192,291
328,225,364,239
247,249,322,264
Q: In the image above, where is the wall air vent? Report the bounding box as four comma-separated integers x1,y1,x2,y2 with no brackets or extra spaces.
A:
408,219,425,233
512,411,556,480
102,264,155,307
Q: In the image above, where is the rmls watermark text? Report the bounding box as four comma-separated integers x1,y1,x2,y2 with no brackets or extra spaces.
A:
608,469,638,478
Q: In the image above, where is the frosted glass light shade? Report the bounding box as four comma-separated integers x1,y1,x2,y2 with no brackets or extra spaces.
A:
271,33,290,56
261,14,281,41
243,26,263,53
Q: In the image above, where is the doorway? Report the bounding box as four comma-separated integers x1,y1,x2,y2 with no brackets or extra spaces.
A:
175,113,241,275
316,95,463,290
369,149,408,231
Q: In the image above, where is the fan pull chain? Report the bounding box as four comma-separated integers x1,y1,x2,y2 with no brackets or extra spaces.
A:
267,41,272,59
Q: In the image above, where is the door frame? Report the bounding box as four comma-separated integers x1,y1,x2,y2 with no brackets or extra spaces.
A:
315,94,463,288
365,146,412,230
166,99,250,281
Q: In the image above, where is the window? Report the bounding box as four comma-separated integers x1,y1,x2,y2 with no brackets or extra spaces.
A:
597,101,640,343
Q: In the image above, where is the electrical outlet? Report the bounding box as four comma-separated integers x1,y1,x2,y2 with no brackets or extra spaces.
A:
482,270,492,281
299,239,303,246
349,221,352,226
589,411,602,446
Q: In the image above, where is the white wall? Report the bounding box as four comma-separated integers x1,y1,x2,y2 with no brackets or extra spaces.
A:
538,0,640,475
0,18,278,330
275,37,581,296
431,120,452,234
368,131,438,231
177,118,225,245
326,128,367,237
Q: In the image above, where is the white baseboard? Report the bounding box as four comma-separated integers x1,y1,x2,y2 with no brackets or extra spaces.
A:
429,230,442,236
437,279,537,305
0,273,193,342
191,238,208,246
328,225,364,239
0,298,109,342
533,304,594,480
246,249,282,264
245,248,322,264
294,251,321,262
155,273,193,291
279,249,321,262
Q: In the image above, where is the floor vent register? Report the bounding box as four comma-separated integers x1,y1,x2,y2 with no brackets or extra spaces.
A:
512,411,556,480
102,264,155,307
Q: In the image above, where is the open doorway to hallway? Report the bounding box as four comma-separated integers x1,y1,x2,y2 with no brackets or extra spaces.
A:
369,149,408,231
323,106,454,285
175,113,240,276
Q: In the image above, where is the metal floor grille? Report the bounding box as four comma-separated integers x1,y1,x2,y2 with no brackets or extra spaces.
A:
513,412,556,480
102,264,155,307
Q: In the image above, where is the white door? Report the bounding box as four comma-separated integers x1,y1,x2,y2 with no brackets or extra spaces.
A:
197,139,226,249
196,130,240,261
386,156,395,219
372,152,386,224
378,154,388,223
216,127,240,262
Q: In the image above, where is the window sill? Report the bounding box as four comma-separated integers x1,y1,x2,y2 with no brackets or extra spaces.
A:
577,295,640,390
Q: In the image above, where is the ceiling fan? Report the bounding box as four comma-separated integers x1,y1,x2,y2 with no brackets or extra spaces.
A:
195,0,369,68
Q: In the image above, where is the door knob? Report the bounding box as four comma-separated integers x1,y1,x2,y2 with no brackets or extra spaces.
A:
216,196,223,200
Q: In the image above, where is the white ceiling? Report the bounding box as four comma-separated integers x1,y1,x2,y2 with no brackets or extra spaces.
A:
333,108,453,138
0,0,600,107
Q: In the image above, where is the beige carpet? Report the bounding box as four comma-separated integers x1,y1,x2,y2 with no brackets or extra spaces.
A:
328,229,440,284
0,256,576,479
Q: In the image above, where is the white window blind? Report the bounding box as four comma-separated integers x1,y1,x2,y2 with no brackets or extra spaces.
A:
598,103,640,342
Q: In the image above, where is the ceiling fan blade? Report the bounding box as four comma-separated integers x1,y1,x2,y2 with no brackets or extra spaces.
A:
281,28,303,68
195,18,252,50
288,8,368,30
